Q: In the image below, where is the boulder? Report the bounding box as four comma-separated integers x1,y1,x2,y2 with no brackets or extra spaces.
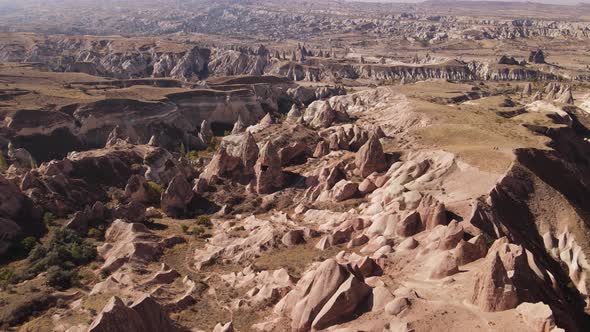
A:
417,195,447,230
313,141,330,158
287,259,350,331
396,211,422,237
358,178,377,195
385,297,410,316
161,175,194,218
124,175,151,204
454,235,488,266
471,252,518,311
311,275,372,330
355,135,387,177
429,251,459,279
516,302,557,332
332,180,358,202
436,220,464,250
255,141,284,194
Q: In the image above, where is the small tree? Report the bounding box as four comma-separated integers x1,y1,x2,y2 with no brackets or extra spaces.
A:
179,142,186,156
0,151,7,172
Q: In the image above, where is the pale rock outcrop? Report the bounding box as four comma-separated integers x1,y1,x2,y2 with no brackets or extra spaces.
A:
160,174,194,218
255,141,284,194
287,104,303,122
385,297,411,316
428,251,459,279
259,113,274,129
124,175,151,204
105,126,128,147
454,235,488,265
231,114,248,134
358,178,377,195
331,180,359,202
88,295,180,332
304,100,336,129
417,194,447,230
398,237,419,251
277,259,371,332
313,140,330,158
471,252,518,311
312,275,372,330
396,211,422,237
516,302,558,332
7,141,35,170
355,135,387,177
198,120,214,146
556,86,574,104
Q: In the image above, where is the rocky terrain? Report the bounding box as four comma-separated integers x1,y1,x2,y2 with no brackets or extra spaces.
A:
2,1,590,332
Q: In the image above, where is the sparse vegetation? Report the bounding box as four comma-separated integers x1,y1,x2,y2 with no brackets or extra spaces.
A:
0,152,7,172
195,215,212,227
8,229,96,288
146,181,163,205
42,212,56,226
186,150,200,161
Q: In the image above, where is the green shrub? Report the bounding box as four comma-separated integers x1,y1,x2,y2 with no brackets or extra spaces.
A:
87,228,103,239
0,152,7,172
196,215,212,228
20,236,38,253
46,266,76,290
0,268,13,281
146,181,163,205
43,212,56,226
180,224,189,234
24,228,96,287
193,226,205,237
186,150,200,161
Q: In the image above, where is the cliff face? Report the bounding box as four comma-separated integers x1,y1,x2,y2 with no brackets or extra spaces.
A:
1,83,294,162
272,59,562,82
0,37,569,83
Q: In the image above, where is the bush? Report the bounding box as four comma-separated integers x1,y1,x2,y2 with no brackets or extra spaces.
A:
24,228,96,288
0,152,7,172
20,237,38,253
0,268,13,281
186,150,200,161
180,224,189,234
195,215,212,228
87,228,103,240
43,212,56,226
146,181,163,205
193,226,205,237
46,266,76,290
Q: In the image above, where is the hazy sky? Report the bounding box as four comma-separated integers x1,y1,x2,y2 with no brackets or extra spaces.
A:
352,0,589,4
